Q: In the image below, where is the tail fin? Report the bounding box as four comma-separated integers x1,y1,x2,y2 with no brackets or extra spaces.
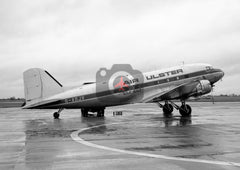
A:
23,68,63,104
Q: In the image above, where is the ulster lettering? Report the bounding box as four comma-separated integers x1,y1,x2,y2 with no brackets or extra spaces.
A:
146,69,183,80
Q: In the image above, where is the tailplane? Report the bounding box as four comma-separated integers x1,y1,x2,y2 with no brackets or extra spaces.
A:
23,68,63,105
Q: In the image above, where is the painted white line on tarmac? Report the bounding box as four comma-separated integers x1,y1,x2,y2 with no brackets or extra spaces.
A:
71,123,240,167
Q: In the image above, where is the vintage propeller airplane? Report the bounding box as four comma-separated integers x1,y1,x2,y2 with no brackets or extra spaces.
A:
22,63,224,119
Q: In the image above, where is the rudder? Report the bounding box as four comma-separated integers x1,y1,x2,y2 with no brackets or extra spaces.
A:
23,68,63,104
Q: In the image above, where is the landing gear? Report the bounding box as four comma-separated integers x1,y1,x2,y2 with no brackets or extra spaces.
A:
81,108,89,117
97,109,105,117
53,108,63,119
157,100,192,117
162,102,174,115
179,101,192,117
53,112,59,119
81,107,105,117
157,101,173,116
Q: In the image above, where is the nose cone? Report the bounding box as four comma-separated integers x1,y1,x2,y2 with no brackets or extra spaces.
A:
209,68,224,85
219,69,224,79
214,69,224,83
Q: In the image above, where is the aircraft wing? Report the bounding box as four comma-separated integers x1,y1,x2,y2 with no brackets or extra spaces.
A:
22,98,62,109
145,81,200,103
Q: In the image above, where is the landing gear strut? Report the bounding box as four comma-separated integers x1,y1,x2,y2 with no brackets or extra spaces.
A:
53,108,63,119
81,108,89,117
97,108,105,117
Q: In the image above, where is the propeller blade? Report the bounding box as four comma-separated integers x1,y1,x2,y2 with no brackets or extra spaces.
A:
211,86,215,104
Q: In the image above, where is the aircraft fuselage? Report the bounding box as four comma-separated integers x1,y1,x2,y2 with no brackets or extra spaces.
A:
31,63,223,109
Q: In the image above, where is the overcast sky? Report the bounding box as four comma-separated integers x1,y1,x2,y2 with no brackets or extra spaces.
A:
0,0,240,98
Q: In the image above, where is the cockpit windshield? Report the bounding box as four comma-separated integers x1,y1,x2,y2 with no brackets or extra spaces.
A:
206,66,213,71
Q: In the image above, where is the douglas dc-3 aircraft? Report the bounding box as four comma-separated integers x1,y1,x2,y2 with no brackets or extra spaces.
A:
22,63,224,119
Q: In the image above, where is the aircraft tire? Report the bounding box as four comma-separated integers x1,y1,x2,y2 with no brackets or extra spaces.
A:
179,104,192,117
163,104,173,114
97,109,105,117
53,112,60,119
81,108,88,117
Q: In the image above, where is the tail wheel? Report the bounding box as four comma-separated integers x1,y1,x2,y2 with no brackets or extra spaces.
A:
53,112,60,119
179,104,192,117
163,104,174,114
97,109,105,117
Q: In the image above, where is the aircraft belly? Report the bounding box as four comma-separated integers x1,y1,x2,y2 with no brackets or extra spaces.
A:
65,101,102,108
53,95,130,109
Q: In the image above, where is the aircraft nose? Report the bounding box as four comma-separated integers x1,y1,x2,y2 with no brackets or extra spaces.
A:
220,69,224,79
211,68,224,84
215,69,224,83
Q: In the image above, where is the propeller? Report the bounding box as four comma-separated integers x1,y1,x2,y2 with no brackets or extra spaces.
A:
211,84,215,104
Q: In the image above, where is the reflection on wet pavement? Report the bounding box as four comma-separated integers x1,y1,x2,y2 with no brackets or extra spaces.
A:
0,103,240,170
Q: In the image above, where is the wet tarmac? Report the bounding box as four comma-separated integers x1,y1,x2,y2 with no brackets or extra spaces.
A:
0,102,240,170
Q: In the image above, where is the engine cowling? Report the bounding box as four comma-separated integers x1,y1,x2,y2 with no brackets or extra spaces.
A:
194,80,212,96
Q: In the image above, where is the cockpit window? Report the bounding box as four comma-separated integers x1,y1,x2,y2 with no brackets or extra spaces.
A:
206,66,213,71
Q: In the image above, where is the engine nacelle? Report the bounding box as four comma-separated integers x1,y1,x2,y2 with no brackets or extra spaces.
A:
194,80,212,96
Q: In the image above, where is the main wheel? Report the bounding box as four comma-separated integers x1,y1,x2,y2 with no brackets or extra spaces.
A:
97,109,105,117
163,104,173,114
179,104,192,117
53,112,60,119
81,108,88,117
